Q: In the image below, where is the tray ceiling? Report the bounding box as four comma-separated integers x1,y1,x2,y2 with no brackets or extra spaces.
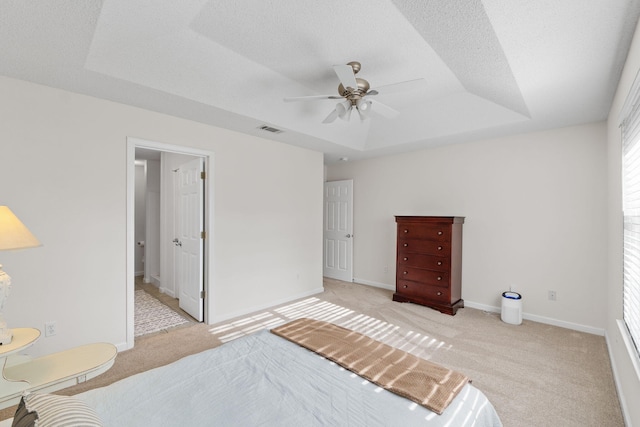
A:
1,0,639,162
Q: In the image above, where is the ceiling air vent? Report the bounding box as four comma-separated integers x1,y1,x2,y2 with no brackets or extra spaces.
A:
257,125,283,134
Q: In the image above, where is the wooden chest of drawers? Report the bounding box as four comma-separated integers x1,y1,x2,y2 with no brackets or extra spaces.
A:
393,216,464,315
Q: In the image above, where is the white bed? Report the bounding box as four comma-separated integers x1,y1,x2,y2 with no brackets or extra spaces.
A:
3,329,502,426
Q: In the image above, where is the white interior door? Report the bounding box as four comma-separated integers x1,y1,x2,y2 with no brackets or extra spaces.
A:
323,180,353,281
175,157,204,321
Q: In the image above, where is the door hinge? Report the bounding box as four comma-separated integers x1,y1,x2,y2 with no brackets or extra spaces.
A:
201,231,207,239
201,171,206,180
200,290,205,299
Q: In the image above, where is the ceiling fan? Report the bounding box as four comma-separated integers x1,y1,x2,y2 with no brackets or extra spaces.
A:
284,61,425,124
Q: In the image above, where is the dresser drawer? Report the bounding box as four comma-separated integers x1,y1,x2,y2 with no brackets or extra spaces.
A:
397,266,449,286
397,224,450,241
397,280,451,303
398,238,450,256
397,253,450,271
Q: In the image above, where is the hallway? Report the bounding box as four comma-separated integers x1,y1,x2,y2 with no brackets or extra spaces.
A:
135,276,197,338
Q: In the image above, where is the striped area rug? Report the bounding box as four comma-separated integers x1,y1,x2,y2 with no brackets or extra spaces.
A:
135,289,189,337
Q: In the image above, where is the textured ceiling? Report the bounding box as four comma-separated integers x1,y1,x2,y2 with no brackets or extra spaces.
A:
1,0,639,163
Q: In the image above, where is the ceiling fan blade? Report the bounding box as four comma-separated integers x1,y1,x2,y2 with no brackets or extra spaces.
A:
322,108,339,124
370,99,400,119
369,78,427,96
284,94,342,102
333,64,358,90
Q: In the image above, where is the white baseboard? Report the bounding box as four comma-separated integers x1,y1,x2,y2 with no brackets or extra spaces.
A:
458,300,605,336
352,277,395,291
114,341,129,352
351,279,605,336
208,287,325,324
605,323,636,427
159,287,176,298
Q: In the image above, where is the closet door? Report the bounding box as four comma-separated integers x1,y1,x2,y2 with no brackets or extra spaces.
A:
323,180,353,282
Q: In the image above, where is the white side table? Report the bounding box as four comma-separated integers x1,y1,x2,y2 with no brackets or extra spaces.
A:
0,328,117,409
0,328,41,397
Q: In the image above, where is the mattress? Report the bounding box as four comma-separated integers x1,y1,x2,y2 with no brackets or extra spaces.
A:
70,328,503,426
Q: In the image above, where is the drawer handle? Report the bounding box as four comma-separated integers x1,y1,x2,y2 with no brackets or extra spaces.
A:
403,243,408,247
437,291,442,296
438,231,443,235
404,229,408,233
403,257,408,261
403,285,408,289
437,276,442,281
437,246,443,251
403,271,408,275
437,261,442,266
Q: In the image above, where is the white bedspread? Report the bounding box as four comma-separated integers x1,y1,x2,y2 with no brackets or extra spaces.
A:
74,329,502,426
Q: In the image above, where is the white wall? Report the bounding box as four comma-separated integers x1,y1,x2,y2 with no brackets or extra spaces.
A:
0,76,324,356
606,17,640,427
144,159,160,284
134,162,146,275
327,122,607,333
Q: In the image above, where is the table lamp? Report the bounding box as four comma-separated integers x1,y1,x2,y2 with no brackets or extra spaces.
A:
0,206,41,345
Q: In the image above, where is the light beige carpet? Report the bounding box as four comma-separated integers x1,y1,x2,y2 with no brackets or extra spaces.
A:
0,278,623,426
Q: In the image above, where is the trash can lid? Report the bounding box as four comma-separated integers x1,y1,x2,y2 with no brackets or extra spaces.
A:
502,291,522,300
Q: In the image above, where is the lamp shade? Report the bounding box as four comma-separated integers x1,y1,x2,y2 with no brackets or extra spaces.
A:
0,206,41,251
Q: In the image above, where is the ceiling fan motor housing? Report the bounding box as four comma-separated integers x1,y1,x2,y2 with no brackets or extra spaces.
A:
338,78,371,103
346,61,361,74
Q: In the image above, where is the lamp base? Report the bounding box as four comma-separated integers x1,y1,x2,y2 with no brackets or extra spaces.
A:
0,328,12,345
0,266,11,345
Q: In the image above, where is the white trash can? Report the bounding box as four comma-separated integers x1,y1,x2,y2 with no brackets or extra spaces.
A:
501,291,522,325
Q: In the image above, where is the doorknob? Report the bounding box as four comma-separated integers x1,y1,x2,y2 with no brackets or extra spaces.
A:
346,234,352,238
173,238,182,247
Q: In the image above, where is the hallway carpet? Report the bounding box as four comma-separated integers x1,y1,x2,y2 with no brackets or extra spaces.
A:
134,289,189,337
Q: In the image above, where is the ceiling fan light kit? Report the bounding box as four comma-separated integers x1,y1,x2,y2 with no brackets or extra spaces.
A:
336,100,352,121
285,61,422,124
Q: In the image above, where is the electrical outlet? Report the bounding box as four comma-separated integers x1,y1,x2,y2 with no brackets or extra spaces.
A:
45,321,57,337
548,290,557,301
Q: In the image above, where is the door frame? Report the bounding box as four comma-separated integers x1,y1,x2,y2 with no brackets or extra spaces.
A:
126,137,214,350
